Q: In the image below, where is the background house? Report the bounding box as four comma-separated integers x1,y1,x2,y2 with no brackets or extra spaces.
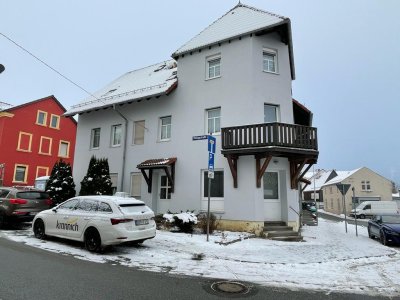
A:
65,3,318,234
0,95,77,186
322,167,393,215
302,169,337,205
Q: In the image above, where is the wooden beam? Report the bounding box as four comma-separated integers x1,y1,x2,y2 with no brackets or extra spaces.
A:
289,159,307,189
299,163,313,182
164,166,175,194
226,155,238,188
140,169,153,193
256,155,272,188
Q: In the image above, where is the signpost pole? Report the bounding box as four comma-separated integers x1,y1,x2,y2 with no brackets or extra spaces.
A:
352,187,358,237
342,190,348,233
207,177,211,242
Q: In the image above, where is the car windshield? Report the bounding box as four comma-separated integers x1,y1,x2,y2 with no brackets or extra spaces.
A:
16,191,49,200
119,203,146,214
381,215,400,224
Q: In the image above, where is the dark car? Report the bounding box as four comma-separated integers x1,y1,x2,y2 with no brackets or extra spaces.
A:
368,214,400,246
0,187,52,228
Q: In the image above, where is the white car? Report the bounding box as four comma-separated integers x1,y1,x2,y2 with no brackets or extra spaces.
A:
32,196,156,252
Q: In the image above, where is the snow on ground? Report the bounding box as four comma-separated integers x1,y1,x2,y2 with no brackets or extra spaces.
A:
1,219,400,297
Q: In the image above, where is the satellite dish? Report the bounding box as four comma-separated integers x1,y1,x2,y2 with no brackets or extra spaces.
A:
0,64,4,74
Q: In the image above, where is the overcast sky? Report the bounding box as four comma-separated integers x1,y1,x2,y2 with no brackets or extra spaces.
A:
1,0,399,185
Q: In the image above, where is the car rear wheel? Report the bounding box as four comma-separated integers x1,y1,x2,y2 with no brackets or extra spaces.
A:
380,230,388,246
84,228,101,252
33,219,46,239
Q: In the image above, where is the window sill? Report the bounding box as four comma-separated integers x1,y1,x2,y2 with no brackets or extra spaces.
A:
207,132,221,136
262,70,279,75
205,76,221,81
157,139,171,143
17,149,32,153
111,145,121,148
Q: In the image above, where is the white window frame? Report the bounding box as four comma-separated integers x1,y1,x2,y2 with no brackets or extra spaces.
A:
90,128,101,149
111,124,122,147
13,164,28,183
58,140,70,158
264,103,280,123
263,48,278,74
361,180,371,191
206,107,221,135
206,54,221,80
159,116,171,141
202,170,224,200
110,173,118,194
159,174,172,200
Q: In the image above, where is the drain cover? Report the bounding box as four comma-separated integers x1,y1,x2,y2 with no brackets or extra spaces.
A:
211,281,249,294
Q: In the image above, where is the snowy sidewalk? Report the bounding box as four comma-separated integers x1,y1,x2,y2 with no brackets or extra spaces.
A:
1,219,400,297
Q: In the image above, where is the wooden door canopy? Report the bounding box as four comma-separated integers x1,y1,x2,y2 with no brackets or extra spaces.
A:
137,158,177,193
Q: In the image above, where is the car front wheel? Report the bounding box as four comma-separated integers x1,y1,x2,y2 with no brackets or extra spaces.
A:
368,227,374,239
84,228,102,252
33,219,46,239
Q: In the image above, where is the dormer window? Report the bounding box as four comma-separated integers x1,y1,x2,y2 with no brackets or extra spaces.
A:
206,54,221,80
263,48,277,73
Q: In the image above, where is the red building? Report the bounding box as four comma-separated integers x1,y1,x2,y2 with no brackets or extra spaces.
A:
0,95,77,186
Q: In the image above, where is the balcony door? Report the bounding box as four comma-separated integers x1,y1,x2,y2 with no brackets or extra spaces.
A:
263,171,281,221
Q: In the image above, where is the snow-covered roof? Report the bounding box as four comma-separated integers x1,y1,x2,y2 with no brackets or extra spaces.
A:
303,169,335,192
322,168,362,187
64,60,178,116
173,3,288,57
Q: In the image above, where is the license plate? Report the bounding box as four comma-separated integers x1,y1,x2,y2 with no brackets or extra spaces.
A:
135,219,149,226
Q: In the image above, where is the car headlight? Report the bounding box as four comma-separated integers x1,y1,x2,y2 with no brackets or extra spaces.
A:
385,229,400,236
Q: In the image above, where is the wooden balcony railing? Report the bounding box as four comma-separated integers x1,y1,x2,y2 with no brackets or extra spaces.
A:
221,122,318,151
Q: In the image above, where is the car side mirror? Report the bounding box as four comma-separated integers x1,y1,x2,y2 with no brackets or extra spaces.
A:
52,208,58,213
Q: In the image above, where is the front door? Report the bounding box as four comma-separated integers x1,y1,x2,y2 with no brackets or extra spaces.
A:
263,171,282,221
157,174,171,213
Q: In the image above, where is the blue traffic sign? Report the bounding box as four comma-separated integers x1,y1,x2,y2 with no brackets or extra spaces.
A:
208,135,216,154
208,152,214,171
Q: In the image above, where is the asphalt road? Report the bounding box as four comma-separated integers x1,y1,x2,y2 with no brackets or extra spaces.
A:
0,232,398,299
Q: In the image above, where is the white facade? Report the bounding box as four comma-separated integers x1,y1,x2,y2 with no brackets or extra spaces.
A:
67,4,317,233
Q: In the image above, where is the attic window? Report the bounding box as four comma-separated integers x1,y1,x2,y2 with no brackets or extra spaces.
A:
206,54,221,80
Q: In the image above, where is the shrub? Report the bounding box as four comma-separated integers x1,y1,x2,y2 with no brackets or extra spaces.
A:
197,212,218,234
163,211,197,233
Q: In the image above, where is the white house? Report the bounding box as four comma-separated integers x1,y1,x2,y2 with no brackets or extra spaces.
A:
65,3,318,234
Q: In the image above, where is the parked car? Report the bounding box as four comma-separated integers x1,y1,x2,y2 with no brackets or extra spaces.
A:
32,195,156,252
0,187,52,228
350,201,398,219
34,176,50,191
368,214,400,246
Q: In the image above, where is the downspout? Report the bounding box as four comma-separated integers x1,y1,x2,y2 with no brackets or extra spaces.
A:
113,105,128,192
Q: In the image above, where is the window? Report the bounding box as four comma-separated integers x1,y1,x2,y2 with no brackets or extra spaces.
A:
203,171,224,198
17,132,33,152
36,111,47,126
264,104,279,123
130,173,142,199
133,120,145,145
263,172,279,199
361,180,371,191
111,124,122,147
263,49,277,73
206,55,221,79
98,202,113,213
76,199,98,212
160,175,171,200
90,128,101,149
39,136,52,155
50,114,60,129
59,199,79,210
110,173,118,194
206,108,221,135
36,166,49,178
58,141,70,158
160,116,171,141
13,165,28,183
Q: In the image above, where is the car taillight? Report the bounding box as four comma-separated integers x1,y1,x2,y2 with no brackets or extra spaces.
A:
9,198,28,205
110,218,133,225
46,198,53,206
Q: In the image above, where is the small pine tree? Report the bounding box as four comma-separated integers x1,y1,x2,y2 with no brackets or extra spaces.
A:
80,156,113,196
46,159,76,206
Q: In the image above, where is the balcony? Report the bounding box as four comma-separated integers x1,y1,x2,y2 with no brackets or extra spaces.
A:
220,122,319,189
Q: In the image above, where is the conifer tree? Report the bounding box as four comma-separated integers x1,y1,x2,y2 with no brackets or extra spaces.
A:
80,156,113,195
46,159,76,206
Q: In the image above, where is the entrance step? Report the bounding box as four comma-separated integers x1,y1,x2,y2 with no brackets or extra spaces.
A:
263,221,303,242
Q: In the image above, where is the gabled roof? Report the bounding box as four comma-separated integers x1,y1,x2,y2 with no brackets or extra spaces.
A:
303,169,336,192
1,95,67,113
322,168,362,187
0,101,13,111
64,60,178,116
172,3,295,79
